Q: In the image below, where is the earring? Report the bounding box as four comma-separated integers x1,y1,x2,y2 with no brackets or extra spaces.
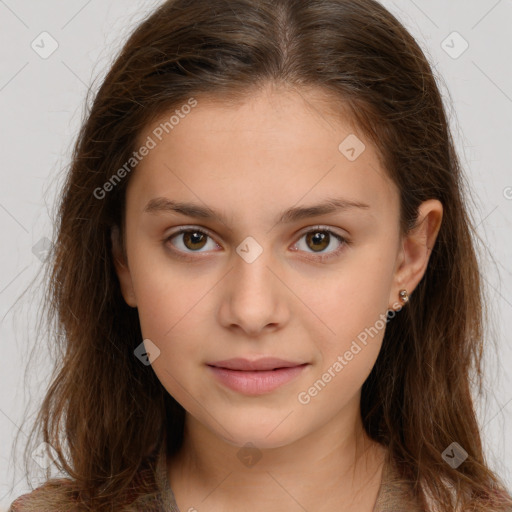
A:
399,289,409,304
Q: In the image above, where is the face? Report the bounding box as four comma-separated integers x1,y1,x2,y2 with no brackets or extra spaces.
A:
112,84,440,450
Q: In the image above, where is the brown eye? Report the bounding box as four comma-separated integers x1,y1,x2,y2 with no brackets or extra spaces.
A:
305,231,330,252
293,227,348,261
182,231,208,251
167,228,218,255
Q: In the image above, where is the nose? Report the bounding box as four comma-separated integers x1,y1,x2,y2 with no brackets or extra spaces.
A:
216,244,290,337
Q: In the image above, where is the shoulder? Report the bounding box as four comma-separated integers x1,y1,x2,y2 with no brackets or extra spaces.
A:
8,489,42,512
8,446,168,512
8,478,80,512
374,454,512,512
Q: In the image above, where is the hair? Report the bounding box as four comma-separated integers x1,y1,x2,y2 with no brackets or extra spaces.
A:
9,0,512,511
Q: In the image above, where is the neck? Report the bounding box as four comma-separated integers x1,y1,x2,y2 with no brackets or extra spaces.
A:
167,404,387,512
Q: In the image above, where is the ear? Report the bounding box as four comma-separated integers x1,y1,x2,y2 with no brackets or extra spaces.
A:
389,199,443,308
111,225,137,308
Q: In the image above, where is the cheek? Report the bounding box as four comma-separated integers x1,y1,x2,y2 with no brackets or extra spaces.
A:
127,240,196,334
135,278,200,349
132,270,208,405
299,278,389,411
301,252,394,373
303,254,394,334
129,255,216,370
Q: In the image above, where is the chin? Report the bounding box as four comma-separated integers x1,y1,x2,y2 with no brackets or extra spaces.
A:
210,415,304,450
223,432,298,451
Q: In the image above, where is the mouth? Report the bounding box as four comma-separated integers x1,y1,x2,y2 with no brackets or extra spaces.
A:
206,358,309,395
207,357,307,371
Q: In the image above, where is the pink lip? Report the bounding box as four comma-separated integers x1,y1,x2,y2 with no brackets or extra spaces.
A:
206,358,309,395
207,357,305,371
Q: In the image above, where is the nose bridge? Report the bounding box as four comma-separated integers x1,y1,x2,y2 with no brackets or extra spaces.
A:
232,234,279,299
219,234,288,333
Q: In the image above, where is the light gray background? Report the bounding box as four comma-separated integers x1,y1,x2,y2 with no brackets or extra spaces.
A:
1,0,511,509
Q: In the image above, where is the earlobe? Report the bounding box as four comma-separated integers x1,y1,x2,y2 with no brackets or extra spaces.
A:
391,199,443,303
111,225,138,308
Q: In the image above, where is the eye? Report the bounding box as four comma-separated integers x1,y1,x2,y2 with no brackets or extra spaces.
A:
292,226,349,261
165,227,219,258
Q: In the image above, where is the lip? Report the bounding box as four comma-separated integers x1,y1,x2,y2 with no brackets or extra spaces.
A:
206,358,309,395
207,357,306,371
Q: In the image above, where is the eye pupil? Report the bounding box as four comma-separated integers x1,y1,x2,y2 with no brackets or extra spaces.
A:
184,231,207,250
306,231,329,252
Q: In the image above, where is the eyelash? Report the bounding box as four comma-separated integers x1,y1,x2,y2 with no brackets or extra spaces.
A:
164,225,350,263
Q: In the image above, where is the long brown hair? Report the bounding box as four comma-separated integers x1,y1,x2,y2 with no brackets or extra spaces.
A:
10,0,512,510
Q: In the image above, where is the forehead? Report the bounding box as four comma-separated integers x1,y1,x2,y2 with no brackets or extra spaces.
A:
126,85,399,222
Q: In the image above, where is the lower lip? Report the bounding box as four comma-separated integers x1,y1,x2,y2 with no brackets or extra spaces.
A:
207,364,309,395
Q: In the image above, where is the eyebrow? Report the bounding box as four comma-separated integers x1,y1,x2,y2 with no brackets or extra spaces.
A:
143,197,371,226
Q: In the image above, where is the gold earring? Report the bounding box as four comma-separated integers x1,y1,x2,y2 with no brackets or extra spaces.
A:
399,289,409,304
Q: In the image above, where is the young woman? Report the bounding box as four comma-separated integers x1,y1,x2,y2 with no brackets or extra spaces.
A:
9,0,512,510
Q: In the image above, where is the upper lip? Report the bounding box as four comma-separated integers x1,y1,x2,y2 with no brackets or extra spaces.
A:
207,357,307,371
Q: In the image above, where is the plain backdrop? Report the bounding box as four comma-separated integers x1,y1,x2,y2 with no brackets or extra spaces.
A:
0,0,511,509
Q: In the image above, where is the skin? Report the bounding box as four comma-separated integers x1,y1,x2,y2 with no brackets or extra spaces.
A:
112,83,443,512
